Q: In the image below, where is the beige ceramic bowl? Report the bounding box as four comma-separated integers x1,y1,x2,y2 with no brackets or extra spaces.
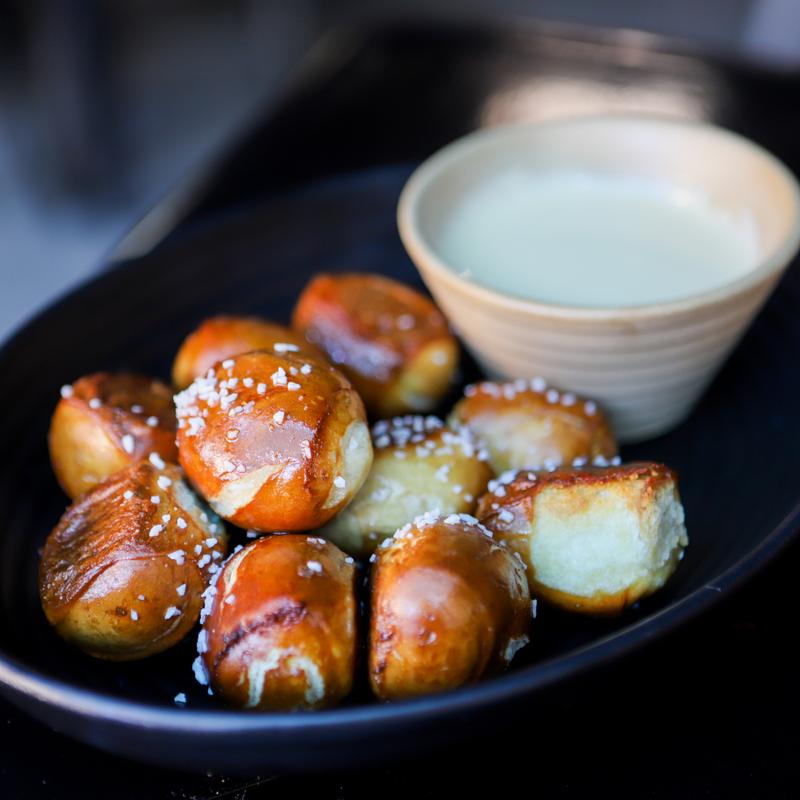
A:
398,116,800,443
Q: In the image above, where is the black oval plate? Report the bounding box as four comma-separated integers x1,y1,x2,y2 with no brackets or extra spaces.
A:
1,164,799,773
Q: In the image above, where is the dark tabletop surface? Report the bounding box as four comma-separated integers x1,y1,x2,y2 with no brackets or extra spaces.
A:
2,21,798,798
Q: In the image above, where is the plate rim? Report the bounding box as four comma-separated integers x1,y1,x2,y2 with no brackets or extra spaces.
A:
2,502,797,731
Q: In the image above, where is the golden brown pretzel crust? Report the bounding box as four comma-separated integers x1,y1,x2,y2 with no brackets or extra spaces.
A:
39,461,228,660
292,272,458,417
320,416,492,556
175,350,372,531
200,535,357,710
450,379,617,473
369,514,530,700
476,463,684,615
172,315,324,389
49,372,177,499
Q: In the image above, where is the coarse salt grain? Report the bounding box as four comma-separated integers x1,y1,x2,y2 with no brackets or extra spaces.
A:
531,377,547,392
435,464,450,482
193,656,209,686
146,416,159,427
273,410,285,424
167,550,185,565
174,692,187,705
274,342,300,353
176,583,186,597
121,434,135,454
148,524,163,538
60,384,74,398
176,517,187,529
300,363,312,375
89,398,102,409
149,452,165,469
157,475,172,490
164,606,181,620
130,610,139,621
333,476,346,489
306,560,323,573
123,490,134,500
287,381,301,391
222,359,235,369
396,313,415,330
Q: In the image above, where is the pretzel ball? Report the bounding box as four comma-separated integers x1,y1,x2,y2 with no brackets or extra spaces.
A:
321,415,492,556
292,272,458,417
49,373,177,499
195,534,357,710
39,459,228,660
476,463,688,615
172,315,324,390
369,512,531,700
175,351,372,531
450,378,617,473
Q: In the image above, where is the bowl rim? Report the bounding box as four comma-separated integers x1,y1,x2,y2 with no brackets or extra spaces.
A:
397,114,800,321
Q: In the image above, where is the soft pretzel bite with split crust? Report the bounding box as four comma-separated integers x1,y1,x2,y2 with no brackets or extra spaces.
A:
49,373,177,499
320,415,492,556
476,463,688,615
292,272,458,417
172,315,324,390
369,512,530,701
175,351,372,532
450,378,617,473
196,534,357,710
39,460,228,660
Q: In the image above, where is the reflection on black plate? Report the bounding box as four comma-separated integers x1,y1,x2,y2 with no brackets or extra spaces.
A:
1,165,799,772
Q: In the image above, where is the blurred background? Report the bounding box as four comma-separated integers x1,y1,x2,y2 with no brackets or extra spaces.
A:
2,0,800,339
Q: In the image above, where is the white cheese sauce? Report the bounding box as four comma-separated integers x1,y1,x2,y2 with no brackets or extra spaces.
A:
435,171,758,307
